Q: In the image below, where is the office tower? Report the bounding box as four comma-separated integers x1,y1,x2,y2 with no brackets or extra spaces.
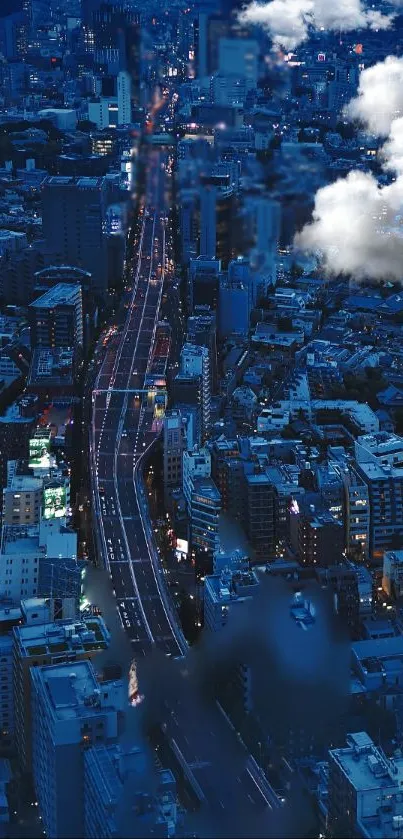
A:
91,3,141,103
14,615,110,774
193,10,209,77
41,177,110,298
244,473,276,562
179,189,198,266
190,477,221,555
242,197,281,299
193,8,230,77
187,310,218,392
211,74,249,106
218,38,259,88
34,266,95,349
29,284,84,353
163,410,184,500
199,173,238,267
189,257,221,312
354,433,403,562
84,745,177,838
31,660,124,839
181,343,211,440
117,70,131,125
2,474,43,526
219,258,252,338
121,16,141,108
327,732,403,839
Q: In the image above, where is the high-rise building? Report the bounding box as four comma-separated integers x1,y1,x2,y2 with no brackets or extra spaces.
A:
41,177,110,298
181,343,211,440
187,310,218,392
163,410,184,500
199,173,238,267
190,476,221,555
218,38,259,88
189,257,221,312
244,473,275,562
14,614,110,773
219,258,252,337
241,197,280,299
31,660,124,839
117,70,131,125
29,284,84,353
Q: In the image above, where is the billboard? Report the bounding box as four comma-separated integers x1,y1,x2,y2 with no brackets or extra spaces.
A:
175,538,189,562
43,485,67,520
29,436,51,469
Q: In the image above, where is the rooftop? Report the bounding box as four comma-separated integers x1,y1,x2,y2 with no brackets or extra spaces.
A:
192,477,221,502
28,348,74,388
14,617,109,657
330,732,403,792
6,474,43,493
30,283,81,310
35,659,121,722
206,569,260,603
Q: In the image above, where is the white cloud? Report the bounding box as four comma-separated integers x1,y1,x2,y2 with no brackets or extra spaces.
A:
344,56,403,136
380,117,403,174
238,0,394,49
294,171,403,282
238,0,314,49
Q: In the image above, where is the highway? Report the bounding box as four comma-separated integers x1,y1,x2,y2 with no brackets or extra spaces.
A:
91,147,185,659
90,145,281,835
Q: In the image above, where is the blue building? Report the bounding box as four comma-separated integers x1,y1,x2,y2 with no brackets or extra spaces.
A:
84,744,177,838
31,660,125,839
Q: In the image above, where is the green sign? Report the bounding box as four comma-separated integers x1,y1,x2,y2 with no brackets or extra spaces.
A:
43,485,67,520
29,436,51,469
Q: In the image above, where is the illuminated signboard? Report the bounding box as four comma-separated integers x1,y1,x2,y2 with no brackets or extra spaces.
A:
43,485,67,520
29,436,51,469
175,538,189,561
